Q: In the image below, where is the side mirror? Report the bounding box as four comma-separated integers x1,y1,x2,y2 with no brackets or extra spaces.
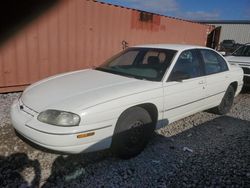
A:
169,71,190,82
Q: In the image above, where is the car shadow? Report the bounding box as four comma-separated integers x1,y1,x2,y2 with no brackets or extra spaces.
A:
43,150,112,187
41,115,250,187
7,115,250,187
241,86,250,93
0,153,41,187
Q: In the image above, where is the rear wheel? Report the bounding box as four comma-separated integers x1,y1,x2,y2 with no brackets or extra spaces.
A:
211,85,235,115
111,106,155,159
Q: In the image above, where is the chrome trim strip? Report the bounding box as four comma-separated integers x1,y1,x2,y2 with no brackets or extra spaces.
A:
24,124,112,135
21,109,34,117
20,99,39,114
164,91,226,112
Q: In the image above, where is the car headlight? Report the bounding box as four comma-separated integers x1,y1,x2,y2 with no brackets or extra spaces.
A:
37,110,80,126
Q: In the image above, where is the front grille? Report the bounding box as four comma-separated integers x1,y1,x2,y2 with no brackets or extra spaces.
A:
242,67,250,75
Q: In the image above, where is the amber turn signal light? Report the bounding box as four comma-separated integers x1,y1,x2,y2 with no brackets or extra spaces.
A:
77,132,95,139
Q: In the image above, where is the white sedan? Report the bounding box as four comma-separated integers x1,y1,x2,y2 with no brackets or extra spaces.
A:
225,43,250,87
11,44,243,159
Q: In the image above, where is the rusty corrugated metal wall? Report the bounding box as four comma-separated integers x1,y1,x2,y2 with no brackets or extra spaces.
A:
0,0,211,93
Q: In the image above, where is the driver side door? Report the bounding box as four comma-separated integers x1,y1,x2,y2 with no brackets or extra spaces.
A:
162,49,207,123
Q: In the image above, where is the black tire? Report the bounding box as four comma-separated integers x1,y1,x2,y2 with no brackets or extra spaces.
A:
111,106,155,159
211,85,235,115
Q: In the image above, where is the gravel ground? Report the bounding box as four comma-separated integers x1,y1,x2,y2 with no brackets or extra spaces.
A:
0,89,249,187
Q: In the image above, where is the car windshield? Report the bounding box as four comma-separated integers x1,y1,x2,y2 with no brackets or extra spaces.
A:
232,45,250,57
96,48,177,81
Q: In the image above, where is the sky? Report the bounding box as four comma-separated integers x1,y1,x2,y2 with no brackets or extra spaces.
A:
98,0,250,20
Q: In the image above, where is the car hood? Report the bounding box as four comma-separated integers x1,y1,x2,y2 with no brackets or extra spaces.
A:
22,69,161,112
225,56,250,64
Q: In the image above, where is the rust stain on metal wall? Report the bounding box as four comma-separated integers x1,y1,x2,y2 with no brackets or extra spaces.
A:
131,11,162,32
0,0,211,93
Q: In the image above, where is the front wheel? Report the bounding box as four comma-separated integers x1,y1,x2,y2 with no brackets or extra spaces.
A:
211,85,235,115
111,107,155,159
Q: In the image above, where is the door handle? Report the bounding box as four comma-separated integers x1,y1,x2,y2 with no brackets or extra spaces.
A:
198,81,204,84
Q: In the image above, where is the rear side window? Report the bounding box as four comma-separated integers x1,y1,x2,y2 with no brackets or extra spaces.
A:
200,49,228,75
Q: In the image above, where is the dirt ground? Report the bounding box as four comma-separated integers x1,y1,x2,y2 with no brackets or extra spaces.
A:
0,89,249,187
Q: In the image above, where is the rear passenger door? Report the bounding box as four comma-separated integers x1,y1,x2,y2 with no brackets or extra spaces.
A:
198,49,230,106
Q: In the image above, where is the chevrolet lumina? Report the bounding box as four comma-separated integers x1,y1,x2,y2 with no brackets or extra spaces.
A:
11,44,243,159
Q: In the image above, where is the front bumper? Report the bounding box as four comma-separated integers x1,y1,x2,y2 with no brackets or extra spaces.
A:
10,99,115,154
239,66,250,86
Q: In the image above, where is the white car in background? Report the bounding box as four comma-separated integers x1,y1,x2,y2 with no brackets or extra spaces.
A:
11,44,243,159
225,44,250,87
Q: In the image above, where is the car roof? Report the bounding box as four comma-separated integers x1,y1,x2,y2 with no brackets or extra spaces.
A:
133,44,211,51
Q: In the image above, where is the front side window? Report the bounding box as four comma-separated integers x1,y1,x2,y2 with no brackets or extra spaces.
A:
168,49,204,81
200,49,228,75
96,48,177,81
232,45,250,57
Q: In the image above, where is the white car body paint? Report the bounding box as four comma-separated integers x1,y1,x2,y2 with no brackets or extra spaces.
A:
11,44,244,154
225,43,250,86
226,55,250,86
